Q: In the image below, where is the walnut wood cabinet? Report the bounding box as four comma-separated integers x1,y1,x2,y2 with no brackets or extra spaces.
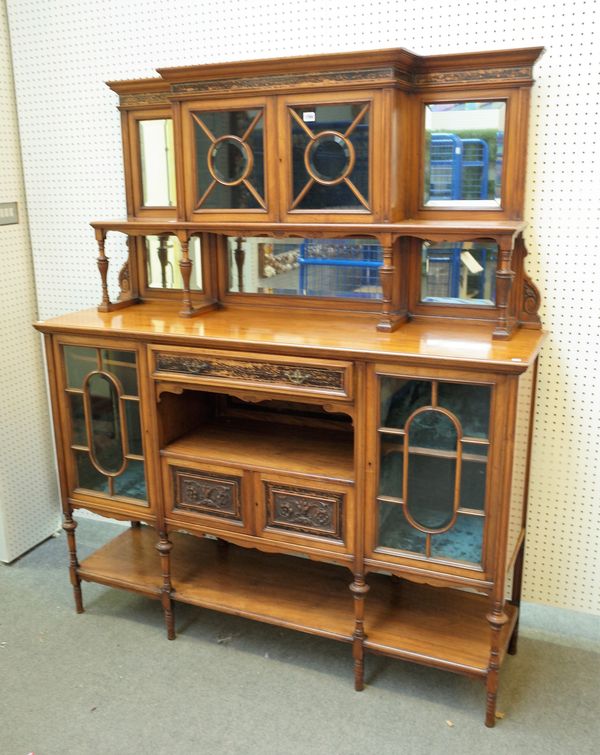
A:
36,45,545,727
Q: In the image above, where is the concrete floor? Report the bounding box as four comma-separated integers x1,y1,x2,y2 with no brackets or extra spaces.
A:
1,518,599,755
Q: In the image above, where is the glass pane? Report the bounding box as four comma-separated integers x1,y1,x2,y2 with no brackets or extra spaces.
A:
113,460,147,501
124,399,143,456
406,432,456,530
409,409,457,451
430,514,484,564
378,501,426,554
291,102,369,210
74,450,107,494
379,434,404,498
460,456,487,511
68,393,86,446
145,235,202,290
380,378,431,429
138,119,176,207
227,237,382,300
101,349,138,396
438,382,491,438
88,373,123,474
193,109,265,210
64,346,97,389
423,101,505,208
421,241,497,306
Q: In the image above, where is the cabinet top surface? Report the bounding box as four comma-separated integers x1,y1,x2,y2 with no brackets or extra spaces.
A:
37,302,545,372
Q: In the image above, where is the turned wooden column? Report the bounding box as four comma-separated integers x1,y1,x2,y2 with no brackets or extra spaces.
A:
350,573,370,690
95,228,110,311
485,600,510,727
234,236,245,292
376,242,395,332
177,231,194,317
157,234,169,288
493,237,516,339
156,531,175,640
62,514,83,614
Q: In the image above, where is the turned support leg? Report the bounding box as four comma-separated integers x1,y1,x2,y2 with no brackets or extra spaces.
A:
485,602,510,727
156,532,175,640
493,239,516,340
178,231,194,317
350,573,370,691
95,229,111,311
62,514,83,614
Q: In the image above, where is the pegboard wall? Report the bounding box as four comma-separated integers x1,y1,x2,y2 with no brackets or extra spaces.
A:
5,0,600,611
0,0,60,562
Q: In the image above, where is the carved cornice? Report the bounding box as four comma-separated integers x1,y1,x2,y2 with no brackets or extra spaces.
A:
413,66,533,87
171,67,401,95
119,91,172,107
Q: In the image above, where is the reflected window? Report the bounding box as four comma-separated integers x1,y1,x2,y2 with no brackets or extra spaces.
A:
138,119,176,207
145,236,202,291
421,241,497,306
423,101,505,208
227,237,382,300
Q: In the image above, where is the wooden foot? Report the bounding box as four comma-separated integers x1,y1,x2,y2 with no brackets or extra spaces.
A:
62,515,84,614
352,639,365,691
161,591,176,640
485,679,498,728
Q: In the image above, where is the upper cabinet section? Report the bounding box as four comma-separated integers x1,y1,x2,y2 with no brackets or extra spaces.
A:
108,45,543,223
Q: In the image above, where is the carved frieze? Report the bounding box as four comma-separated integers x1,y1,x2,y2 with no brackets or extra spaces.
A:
173,468,242,520
119,91,172,107
155,353,346,392
413,66,533,86
264,482,344,540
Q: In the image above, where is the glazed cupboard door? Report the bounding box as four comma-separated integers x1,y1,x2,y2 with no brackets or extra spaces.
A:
366,364,506,582
181,96,277,222
278,90,383,222
54,337,153,518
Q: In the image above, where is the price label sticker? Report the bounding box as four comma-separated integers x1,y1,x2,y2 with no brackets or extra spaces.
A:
302,111,316,123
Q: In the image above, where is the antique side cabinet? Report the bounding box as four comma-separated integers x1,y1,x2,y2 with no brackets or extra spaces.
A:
35,46,545,726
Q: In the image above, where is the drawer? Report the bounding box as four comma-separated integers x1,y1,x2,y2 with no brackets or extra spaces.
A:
150,345,353,401
257,473,354,554
163,458,252,534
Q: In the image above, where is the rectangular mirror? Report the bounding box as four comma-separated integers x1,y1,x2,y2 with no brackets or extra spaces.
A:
145,235,202,290
227,237,382,299
423,101,505,209
421,241,497,306
138,119,176,207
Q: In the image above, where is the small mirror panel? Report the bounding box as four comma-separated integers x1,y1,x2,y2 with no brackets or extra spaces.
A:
138,119,176,207
145,235,202,291
227,237,382,300
423,101,506,208
421,241,498,306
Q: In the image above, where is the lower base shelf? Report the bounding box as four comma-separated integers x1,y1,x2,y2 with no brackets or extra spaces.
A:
78,526,516,677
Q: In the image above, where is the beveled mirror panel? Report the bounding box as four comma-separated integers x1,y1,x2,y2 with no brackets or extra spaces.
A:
227,236,382,299
145,235,202,290
138,119,176,207
421,241,498,306
289,102,370,211
423,101,506,208
193,108,265,210
86,372,124,475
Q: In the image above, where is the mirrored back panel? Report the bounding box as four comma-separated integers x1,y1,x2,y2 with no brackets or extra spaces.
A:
145,235,202,291
423,101,506,210
138,119,176,207
420,241,498,306
227,237,382,300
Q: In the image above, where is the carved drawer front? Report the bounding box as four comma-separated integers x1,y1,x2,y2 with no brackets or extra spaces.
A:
261,477,352,551
150,345,353,400
171,466,243,523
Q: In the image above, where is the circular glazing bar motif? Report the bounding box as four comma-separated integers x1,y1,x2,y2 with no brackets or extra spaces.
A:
208,136,254,186
304,131,355,186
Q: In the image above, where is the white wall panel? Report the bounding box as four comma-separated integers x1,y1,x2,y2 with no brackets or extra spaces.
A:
0,0,60,562
5,0,600,611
